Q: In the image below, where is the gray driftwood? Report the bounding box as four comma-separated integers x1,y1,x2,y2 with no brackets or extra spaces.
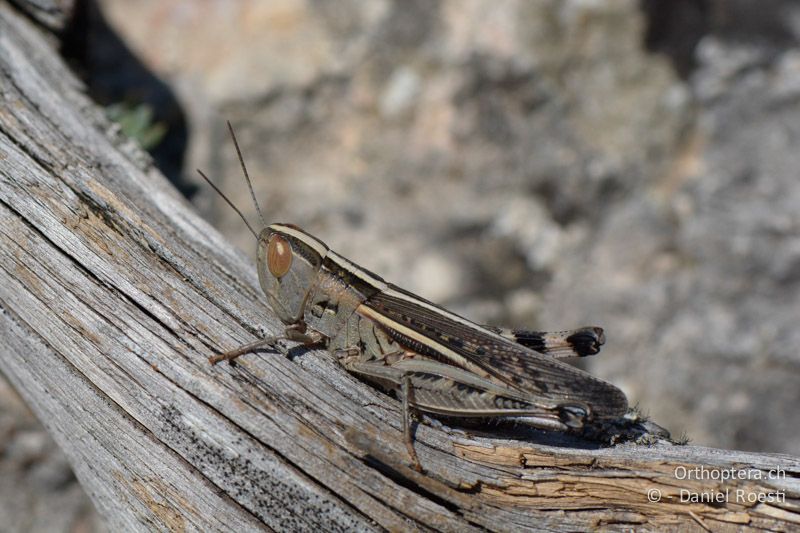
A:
1,2,799,531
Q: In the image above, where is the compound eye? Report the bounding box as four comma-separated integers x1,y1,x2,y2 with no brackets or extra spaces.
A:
267,234,293,278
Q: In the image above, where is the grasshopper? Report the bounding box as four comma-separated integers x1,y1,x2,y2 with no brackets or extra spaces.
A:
201,123,628,471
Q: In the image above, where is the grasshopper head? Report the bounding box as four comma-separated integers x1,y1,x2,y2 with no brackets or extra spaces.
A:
196,123,331,326
257,223,328,325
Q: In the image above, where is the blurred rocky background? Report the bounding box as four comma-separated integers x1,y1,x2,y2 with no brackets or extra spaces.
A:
2,0,799,529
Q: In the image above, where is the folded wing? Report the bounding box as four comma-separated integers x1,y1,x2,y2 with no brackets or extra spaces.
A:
363,286,628,418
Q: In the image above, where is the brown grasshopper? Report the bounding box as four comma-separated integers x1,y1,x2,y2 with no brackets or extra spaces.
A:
201,122,628,471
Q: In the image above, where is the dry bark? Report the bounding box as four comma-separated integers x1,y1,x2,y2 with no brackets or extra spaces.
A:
9,0,74,31
0,2,798,531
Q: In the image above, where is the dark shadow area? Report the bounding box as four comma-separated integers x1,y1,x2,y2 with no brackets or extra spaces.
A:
641,0,711,79
60,0,193,198
432,413,672,449
641,0,800,79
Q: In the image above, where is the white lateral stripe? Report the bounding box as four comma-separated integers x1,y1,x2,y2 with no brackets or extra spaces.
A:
327,251,388,290
356,304,491,379
269,224,329,257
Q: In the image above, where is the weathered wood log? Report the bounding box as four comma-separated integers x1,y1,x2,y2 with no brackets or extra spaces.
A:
9,0,75,31
1,2,798,531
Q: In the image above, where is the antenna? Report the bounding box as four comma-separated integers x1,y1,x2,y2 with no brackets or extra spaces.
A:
227,120,267,231
196,168,259,239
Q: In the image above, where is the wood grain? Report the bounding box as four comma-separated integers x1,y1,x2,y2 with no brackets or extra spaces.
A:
0,2,798,531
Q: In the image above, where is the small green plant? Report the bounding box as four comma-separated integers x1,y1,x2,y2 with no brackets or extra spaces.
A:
106,102,166,150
